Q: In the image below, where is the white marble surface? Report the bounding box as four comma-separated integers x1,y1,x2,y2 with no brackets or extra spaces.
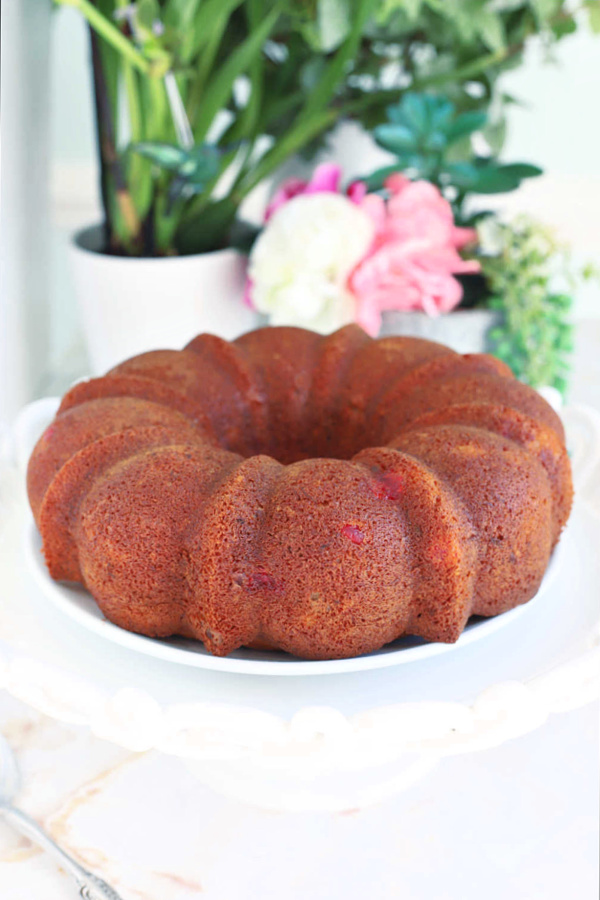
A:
0,694,597,899
1,322,599,899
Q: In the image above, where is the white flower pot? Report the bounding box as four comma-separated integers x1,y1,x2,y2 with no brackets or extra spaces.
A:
69,225,258,374
380,309,501,355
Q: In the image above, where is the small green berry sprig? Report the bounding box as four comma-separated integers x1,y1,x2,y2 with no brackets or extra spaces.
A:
477,217,580,395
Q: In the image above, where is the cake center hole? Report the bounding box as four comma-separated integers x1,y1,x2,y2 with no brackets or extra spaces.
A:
227,420,375,464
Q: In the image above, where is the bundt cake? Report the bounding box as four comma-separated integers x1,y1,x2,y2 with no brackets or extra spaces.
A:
27,325,573,660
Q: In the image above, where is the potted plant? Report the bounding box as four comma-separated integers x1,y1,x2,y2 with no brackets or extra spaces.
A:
245,92,590,396
363,89,542,354
57,0,585,370
362,91,591,395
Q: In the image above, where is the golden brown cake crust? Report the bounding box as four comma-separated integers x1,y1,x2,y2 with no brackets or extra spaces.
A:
27,325,573,660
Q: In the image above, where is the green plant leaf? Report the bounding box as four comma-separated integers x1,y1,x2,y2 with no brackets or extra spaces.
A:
444,161,480,188
163,0,201,30
476,9,506,51
553,376,568,394
482,0,522,10
450,160,542,194
552,16,577,38
469,169,520,193
397,92,430,134
317,0,351,52
445,110,488,143
133,142,220,187
377,0,424,22
463,209,496,225
135,0,160,37
240,0,376,197
73,0,581,257
300,0,378,122
168,0,245,66
133,142,189,170
585,0,600,33
224,0,265,142
423,130,448,152
479,217,577,394
176,194,240,254
531,0,562,24
496,163,543,179
192,5,280,142
373,123,419,153
179,145,221,185
427,95,454,130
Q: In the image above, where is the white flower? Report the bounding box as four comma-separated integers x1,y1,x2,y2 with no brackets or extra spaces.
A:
248,193,375,333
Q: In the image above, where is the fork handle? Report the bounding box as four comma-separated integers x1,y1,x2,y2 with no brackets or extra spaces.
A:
0,804,124,899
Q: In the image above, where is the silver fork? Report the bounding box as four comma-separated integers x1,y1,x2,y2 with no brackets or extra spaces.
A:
0,731,124,899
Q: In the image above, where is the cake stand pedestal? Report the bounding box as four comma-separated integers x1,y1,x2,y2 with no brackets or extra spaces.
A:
1,403,599,812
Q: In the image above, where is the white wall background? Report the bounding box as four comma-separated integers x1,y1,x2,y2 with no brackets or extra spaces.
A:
498,25,600,288
1,0,52,424
24,9,600,397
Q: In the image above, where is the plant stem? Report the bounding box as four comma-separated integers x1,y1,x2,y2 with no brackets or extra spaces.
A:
116,0,143,141
55,0,151,74
116,0,153,230
146,77,170,141
89,27,113,247
89,26,141,249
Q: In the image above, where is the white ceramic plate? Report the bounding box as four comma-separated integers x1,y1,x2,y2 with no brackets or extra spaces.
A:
25,521,562,676
18,396,568,676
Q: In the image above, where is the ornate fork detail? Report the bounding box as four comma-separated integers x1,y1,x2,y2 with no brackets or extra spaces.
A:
0,733,124,899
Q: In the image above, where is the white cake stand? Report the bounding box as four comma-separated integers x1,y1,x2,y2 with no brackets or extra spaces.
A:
0,400,598,811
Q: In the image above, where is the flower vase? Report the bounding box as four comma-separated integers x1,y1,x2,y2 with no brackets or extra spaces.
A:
380,309,501,355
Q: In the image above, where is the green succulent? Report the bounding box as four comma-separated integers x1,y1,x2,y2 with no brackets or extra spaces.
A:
368,92,542,221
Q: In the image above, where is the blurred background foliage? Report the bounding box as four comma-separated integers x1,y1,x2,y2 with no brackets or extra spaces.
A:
56,0,599,255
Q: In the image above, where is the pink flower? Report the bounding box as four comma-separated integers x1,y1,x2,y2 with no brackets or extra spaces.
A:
350,242,479,336
349,176,480,335
264,163,366,221
346,180,368,203
243,277,255,309
252,164,480,337
364,175,477,251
